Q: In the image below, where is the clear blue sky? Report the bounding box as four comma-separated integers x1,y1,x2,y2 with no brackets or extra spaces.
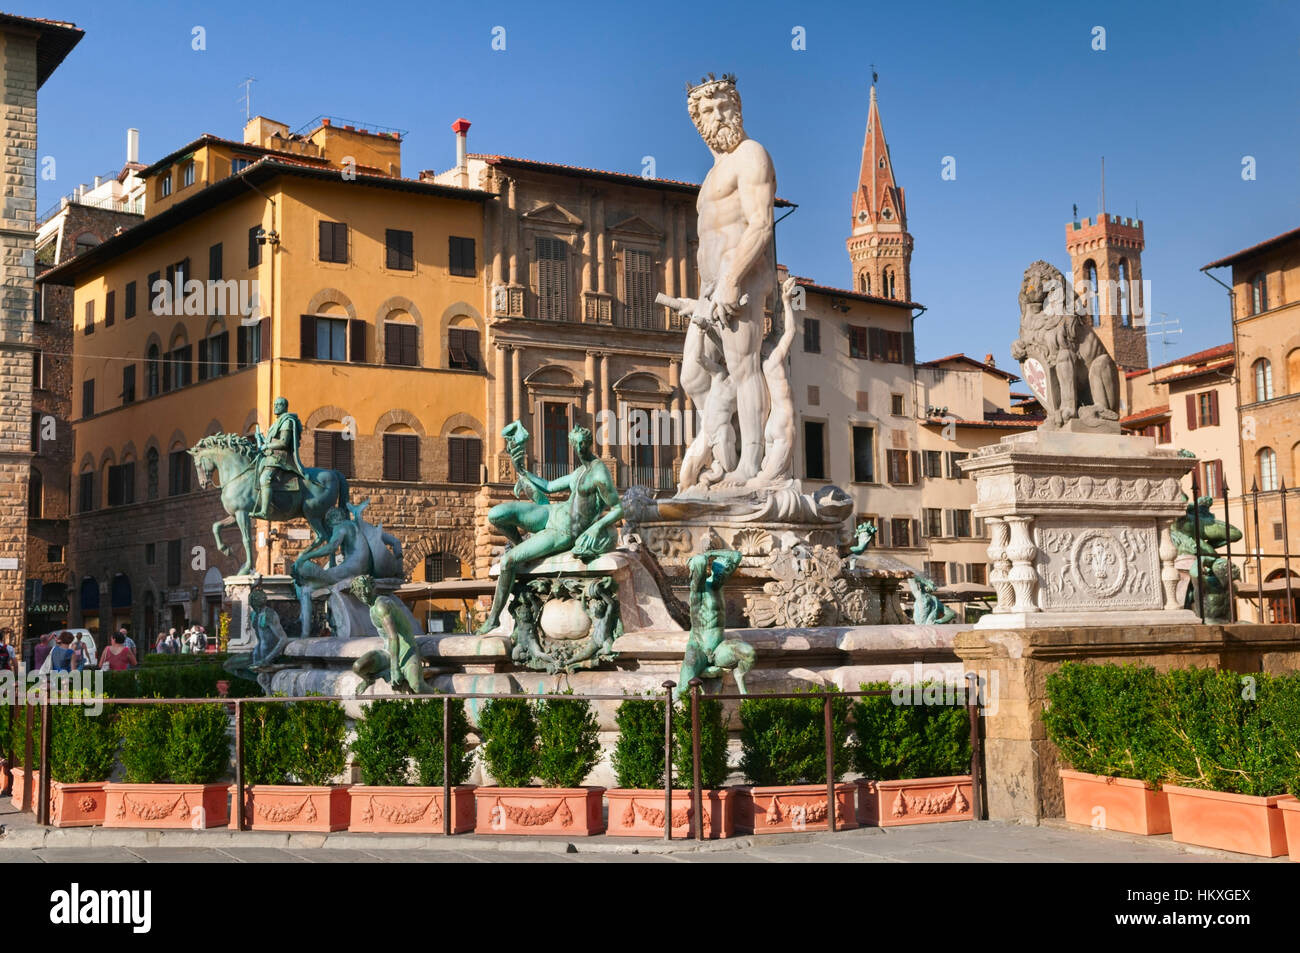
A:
30,0,1300,366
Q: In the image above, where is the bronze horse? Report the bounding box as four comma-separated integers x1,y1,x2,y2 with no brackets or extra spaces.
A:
188,433,349,575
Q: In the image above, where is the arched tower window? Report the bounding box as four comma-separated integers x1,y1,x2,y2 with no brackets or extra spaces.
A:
1254,358,1274,402
1084,260,1100,326
1117,259,1131,327
859,273,869,294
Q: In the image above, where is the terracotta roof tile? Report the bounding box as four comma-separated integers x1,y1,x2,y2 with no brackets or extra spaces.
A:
1202,226,1300,270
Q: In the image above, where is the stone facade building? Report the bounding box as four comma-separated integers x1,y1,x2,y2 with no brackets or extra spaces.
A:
0,14,81,637
41,115,493,640
1203,226,1300,622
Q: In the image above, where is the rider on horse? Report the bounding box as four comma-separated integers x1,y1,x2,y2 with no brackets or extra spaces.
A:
252,396,309,519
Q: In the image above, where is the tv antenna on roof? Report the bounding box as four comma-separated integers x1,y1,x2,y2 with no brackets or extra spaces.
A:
1144,312,1183,371
238,77,256,121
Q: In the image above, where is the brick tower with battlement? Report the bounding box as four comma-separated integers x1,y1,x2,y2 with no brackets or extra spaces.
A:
1065,213,1149,372
846,84,912,302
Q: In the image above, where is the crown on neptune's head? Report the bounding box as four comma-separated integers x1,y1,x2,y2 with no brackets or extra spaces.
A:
686,72,737,96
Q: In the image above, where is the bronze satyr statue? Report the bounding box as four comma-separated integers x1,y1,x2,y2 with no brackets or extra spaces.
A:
674,549,754,701
478,423,623,634
350,575,427,695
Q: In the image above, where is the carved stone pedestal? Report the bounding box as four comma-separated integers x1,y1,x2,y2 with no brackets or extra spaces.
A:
223,575,299,646
961,430,1199,628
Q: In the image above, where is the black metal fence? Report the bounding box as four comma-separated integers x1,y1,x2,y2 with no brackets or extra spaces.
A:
6,673,987,842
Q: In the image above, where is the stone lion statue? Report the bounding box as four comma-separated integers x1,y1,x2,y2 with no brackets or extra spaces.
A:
1010,260,1119,433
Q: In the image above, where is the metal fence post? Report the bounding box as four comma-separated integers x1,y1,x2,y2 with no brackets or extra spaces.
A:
662,681,675,842
37,687,51,826
823,694,836,833
234,700,245,832
442,696,451,837
689,678,703,842
966,671,984,820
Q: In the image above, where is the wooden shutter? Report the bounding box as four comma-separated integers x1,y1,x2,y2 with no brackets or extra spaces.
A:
218,331,230,375
237,326,248,366
466,438,482,484
318,222,331,261
259,318,271,362
197,338,209,381
314,431,333,470
402,325,418,366
336,434,353,477
349,319,367,363
448,437,465,483
334,224,348,262
161,354,172,392
902,331,915,366
300,314,317,358
105,291,115,327
1209,390,1220,426
210,242,223,281
910,451,920,485
869,327,885,361
384,323,399,364
82,379,94,417
1186,393,1198,431
383,434,400,480
403,435,419,481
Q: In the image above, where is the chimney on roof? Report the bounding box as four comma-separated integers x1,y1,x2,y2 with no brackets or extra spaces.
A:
985,353,996,367
452,118,471,187
127,128,139,165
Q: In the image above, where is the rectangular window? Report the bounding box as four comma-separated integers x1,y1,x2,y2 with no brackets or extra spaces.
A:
925,562,947,587
1158,421,1171,443
248,226,262,267
851,426,874,483
167,539,182,587
968,563,988,586
124,280,136,319
849,326,868,359
163,345,192,391
104,291,116,328
198,332,229,381
890,393,905,416
181,161,195,188
890,518,911,549
145,542,156,565
541,402,571,480
448,435,482,484
209,242,223,281
383,433,420,481
231,156,254,174
947,562,964,585
808,385,820,406
448,327,480,371
319,221,348,263
106,462,135,507
803,421,826,481
237,319,267,367
975,516,987,538
923,450,943,478
78,472,94,513
46,544,62,563
885,331,904,364
82,379,94,417
1203,459,1224,498
449,236,476,277
313,431,354,478
869,327,886,361
803,317,821,353
161,175,172,198
952,509,972,538
315,317,348,362
385,229,414,271
923,508,944,538
535,236,569,321
84,300,94,335
168,450,192,496
886,448,911,485
384,323,419,366
946,451,969,479
122,365,136,405
623,248,655,328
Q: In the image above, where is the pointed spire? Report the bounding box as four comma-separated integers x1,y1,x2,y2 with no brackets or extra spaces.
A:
851,80,905,233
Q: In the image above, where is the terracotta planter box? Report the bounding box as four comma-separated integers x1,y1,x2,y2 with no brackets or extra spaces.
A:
1279,797,1300,863
1163,784,1288,857
606,788,735,839
856,775,974,827
1057,769,1170,835
10,767,34,811
475,787,605,836
348,785,476,834
735,784,857,834
241,785,350,832
49,781,108,828
104,783,229,829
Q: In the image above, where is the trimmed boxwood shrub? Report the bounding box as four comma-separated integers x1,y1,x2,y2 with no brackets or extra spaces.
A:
243,702,291,786
739,689,851,786
535,696,601,788
49,706,119,783
165,704,230,784
477,698,537,787
674,698,729,790
852,682,971,781
408,698,475,787
1044,662,1164,787
350,699,412,786
118,705,172,783
104,660,261,699
612,698,665,790
243,699,345,786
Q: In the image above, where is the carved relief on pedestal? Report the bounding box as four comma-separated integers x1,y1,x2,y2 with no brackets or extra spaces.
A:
1006,473,1183,507
1035,523,1161,610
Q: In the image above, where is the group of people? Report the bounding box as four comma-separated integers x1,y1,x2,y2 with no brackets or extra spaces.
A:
153,625,210,655
29,627,138,672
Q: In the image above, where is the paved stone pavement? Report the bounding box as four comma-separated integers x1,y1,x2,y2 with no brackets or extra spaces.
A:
0,801,1281,862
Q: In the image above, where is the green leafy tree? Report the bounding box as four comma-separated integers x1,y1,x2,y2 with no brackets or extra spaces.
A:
477,698,537,787
852,682,971,781
535,696,601,788
739,689,850,786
